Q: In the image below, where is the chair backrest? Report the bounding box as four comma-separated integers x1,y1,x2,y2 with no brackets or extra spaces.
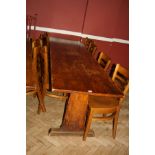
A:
88,42,97,55
83,37,94,49
39,32,50,46
97,52,111,71
32,39,41,49
39,33,50,90
31,34,51,91
112,64,129,97
32,46,43,92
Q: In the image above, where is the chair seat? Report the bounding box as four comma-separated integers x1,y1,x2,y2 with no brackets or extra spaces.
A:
89,95,119,109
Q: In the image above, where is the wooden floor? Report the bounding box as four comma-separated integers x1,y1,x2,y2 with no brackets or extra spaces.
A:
26,94,129,155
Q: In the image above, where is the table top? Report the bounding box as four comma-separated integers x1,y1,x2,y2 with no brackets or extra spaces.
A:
26,40,35,87
50,39,123,97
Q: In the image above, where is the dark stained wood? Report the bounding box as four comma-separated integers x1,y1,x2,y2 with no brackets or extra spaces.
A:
50,41,122,97
42,46,49,90
50,39,123,131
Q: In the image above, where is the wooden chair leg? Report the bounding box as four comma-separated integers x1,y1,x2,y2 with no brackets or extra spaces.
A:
112,107,120,138
83,109,93,141
37,93,46,114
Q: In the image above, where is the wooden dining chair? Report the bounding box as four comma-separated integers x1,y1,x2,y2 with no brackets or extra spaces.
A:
42,45,68,100
83,64,129,141
26,40,40,97
88,42,97,55
32,39,41,49
112,64,129,103
97,52,111,71
39,32,50,47
83,37,94,49
32,32,49,50
26,46,46,113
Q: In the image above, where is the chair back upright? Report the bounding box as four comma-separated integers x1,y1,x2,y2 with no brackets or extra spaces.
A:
32,39,41,49
41,45,50,91
39,32,51,91
39,32,50,47
32,46,43,92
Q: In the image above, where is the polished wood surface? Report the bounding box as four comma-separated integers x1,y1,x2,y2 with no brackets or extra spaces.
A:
50,39,123,132
51,41,122,97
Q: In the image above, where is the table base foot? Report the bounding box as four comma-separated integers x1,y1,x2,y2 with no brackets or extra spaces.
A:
48,128,95,137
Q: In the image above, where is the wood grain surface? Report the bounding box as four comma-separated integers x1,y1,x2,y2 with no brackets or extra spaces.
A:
50,41,123,97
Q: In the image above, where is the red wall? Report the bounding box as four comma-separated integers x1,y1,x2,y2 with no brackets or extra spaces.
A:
83,0,129,40
26,0,87,32
27,0,129,68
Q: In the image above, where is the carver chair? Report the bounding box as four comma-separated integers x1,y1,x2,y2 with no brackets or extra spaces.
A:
83,64,129,141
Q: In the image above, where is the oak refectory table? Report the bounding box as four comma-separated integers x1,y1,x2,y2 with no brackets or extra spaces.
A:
48,39,123,136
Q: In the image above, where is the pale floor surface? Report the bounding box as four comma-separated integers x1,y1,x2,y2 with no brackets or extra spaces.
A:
26,94,129,155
